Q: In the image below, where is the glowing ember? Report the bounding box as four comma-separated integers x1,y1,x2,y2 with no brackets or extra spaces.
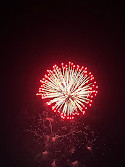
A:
37,62,98,119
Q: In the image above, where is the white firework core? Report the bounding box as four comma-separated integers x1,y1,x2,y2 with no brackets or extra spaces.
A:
37,62,98,119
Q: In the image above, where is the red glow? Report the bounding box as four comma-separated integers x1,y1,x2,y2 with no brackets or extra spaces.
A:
46,117,54,122
42,151,48,155
52,137,56,142
87,146,92,151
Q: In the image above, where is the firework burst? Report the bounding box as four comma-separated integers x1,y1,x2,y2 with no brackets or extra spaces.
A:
36,62,98,119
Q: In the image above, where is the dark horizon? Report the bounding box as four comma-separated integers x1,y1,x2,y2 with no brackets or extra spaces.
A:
1,1,124,166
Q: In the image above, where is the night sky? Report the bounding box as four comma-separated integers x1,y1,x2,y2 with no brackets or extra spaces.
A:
1,1,124,167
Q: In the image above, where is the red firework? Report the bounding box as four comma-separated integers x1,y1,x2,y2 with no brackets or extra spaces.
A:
36,62,98,119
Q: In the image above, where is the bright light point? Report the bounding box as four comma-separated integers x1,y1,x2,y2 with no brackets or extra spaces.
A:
87,146,92,151
52,106,55,110
37,62,98,119
52,137,56,142
84,71,87,74
72,161,78,166
42,151,48,155
82,111,85,114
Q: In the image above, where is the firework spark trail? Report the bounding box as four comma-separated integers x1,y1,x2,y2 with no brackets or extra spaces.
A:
27,112,98,166
36,62,98,119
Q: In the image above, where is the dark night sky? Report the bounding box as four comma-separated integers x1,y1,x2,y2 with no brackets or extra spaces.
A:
1,1,124,166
